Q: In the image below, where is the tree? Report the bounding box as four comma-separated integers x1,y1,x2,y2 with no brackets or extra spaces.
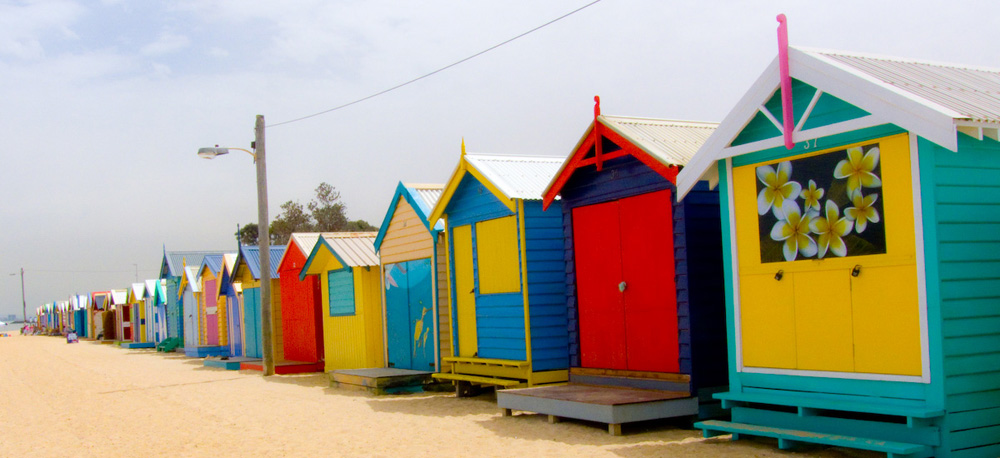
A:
346,219,377,231
237,223,258,246
309,182,348,232
239,182,373,245
269,200,314,245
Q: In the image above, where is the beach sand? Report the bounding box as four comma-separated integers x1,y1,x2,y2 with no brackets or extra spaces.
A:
0,335,880,458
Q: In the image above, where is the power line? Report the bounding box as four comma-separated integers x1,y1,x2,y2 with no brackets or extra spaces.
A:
267,0,604,128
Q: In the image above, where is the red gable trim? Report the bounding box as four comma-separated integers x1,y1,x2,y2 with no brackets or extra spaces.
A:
542,118,678,210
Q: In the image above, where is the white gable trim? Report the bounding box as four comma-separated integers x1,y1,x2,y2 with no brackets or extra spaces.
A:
677,47,961,199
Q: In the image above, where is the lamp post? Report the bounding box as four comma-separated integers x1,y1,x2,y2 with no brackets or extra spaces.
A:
10,268,25,323
198,115,274,376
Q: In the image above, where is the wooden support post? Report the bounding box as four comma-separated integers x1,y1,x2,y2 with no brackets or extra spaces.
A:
548,415,560,424
501,408,512,417
608,423,622,436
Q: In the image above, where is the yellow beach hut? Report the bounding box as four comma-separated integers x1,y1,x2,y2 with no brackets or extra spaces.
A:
299,233,383,373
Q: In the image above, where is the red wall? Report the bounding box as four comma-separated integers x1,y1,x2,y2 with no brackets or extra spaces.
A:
278,245,324,363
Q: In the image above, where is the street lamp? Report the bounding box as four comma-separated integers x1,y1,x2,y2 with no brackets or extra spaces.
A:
198,115,275,376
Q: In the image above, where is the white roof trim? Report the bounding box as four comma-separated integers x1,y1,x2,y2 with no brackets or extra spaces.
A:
676,47,963,199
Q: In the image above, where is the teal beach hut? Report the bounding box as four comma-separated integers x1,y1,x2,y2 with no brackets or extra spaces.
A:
680,45,1000,457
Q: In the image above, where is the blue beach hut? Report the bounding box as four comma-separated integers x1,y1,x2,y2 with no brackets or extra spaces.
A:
679,45,1000,457
428,145,569,393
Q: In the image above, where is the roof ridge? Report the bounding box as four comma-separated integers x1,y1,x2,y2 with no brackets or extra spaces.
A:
796,45,1000,74
601,114,720,127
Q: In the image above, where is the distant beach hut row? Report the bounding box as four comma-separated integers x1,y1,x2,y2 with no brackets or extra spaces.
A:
33,41,1000,457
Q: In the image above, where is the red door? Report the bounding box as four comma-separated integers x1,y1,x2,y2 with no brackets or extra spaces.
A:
574,201,627,369
573,190,678,372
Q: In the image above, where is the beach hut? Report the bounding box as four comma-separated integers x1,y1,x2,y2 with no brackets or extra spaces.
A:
144,279,167,344
70,294,89,338
110,289,129,342
373,182,450,373
230,244,285,367
495,102,728,434
273,233,329,374
159,249,230,346
427,148,570,392
125,283,147,345
299,233,383,373
185,254,230,357
90,291,111,340
178,266,202,351
678,43,1000,457
216,257,245,358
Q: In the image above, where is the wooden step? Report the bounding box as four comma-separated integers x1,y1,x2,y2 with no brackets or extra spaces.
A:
696,420,932,457
715,391,944,419
442,357,529,368
432,373,522,387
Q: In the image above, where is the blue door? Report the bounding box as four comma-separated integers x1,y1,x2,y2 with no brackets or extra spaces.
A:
385,259,435,370
229,294,242,357
243,288,262,359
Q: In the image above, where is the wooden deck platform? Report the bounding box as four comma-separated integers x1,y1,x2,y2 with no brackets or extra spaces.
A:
203,357,259,370
183,345,228,358
240,360,325,374
330,368,448,395
497,383,698,436
119,342,155,349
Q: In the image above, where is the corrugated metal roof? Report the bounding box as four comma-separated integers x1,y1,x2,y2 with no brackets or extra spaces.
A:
130,283,145,301
465,154,566,200
238,245,286,279
144,279,158,298
184,266,201,293
321,232,379,267
201,254,224,276
601,116,718,166
807,48,1000,124
162,250,230,278
110,289,127,305
406,183,444,211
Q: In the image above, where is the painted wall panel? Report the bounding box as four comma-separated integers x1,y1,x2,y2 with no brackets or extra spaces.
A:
322,267,384,371
453,225,477,357
380,199,435,264
475,216,521,294
279,245,322,364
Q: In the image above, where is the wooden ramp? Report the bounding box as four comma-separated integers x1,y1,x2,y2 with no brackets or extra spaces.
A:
498,383,696,435
330,368,448,395
119,342,155,349
240,360,325,374
184,345,228,358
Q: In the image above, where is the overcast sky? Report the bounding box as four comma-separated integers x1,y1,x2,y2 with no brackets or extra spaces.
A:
2,0,998,318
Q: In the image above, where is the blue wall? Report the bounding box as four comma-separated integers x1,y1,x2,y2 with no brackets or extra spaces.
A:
445,174,568,371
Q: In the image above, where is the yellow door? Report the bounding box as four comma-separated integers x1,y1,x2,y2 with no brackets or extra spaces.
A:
453,225,478,357
733,133,922,376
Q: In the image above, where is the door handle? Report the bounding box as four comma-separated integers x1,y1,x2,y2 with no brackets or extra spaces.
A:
469,288,475,294
852,265,862,277
774,270,784,281
618,281,627,293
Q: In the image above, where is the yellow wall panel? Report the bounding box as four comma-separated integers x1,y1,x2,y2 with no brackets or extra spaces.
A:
321,267,384,371
271,279,284,362
793,270,854,372
453,225,478,357
740,272,796,369
475,215,521,294
437,233,453,371
852,265,921,375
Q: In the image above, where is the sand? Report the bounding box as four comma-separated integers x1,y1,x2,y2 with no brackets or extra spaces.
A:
0,335,878,458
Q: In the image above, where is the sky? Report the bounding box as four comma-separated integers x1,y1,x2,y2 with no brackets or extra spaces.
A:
2,0,999,319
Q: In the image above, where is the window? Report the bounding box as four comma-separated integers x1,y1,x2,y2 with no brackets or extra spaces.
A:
328,270,356,316
475,215,521,294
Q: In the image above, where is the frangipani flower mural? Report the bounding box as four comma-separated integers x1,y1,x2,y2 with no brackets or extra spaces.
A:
834,146,882,198
845,191,881,233
769,200,818,262
755,142,886,263
757,161,801,218
800,179,824,212
810,200,854,258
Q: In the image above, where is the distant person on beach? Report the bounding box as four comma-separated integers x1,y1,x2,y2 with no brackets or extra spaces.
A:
66,330,79,343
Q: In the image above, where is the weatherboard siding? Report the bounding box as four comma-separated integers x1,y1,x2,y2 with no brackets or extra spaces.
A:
381,198,434,264
523,200,569,371
437,232,453,372
321,266,384,371
930,134,1000,455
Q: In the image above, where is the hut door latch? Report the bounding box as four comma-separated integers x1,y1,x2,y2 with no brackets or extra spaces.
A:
852,265,862,277
618,281,627,292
